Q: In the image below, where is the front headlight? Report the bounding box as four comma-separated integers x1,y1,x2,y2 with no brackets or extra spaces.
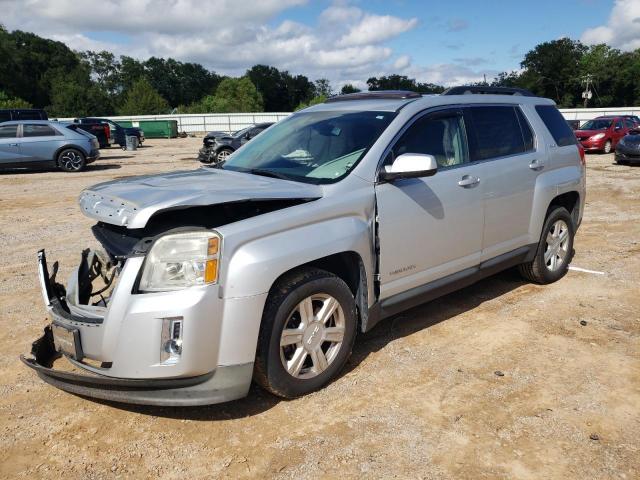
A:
591,133,606,140
139,231,220,292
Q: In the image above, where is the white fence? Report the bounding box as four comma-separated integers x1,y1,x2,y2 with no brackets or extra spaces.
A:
59,107,640,135
57,113,291,134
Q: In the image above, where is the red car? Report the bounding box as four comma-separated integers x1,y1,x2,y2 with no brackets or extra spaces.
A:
574,116,637,153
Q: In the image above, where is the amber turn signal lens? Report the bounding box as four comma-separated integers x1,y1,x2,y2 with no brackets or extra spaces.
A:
207,237,219,256
204,259,218,283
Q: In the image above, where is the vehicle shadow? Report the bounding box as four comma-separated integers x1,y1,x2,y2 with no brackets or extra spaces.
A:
0,164,122,174
87,164,122,171
96,269,527,420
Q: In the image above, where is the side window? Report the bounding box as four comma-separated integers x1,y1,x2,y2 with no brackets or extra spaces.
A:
0,125,18,139
515,107,535,152
615,119,623,130
624,118,634,128
391,113,469,168
467,106,525,160
535,105,577,147
23,124,59,137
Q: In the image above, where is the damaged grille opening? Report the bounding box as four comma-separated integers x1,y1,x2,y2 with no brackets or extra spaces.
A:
92,198,316,260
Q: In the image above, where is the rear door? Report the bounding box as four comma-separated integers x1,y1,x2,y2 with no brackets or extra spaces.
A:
0,124,21,164
466,105,540,259
612,118,626,147
17,124,63,162
375,108,485,299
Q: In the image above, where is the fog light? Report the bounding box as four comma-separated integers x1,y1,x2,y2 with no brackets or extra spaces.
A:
160,317,183,364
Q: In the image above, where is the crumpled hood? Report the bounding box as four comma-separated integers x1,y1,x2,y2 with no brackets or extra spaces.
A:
79,167,322,229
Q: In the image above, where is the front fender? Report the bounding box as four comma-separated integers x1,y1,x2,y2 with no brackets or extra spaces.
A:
222,215,374,299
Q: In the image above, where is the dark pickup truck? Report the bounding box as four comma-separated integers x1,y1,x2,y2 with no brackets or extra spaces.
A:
74,118,145,148
74,122,111,148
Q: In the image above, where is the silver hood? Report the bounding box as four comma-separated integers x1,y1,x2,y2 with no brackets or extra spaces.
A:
79,167,322,229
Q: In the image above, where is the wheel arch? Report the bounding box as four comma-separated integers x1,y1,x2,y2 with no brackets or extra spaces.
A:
547,191,580,227
53,144,88,164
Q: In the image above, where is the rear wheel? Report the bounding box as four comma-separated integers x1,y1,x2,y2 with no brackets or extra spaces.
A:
603,140,612,154
57,148,86,172
254,268,357,399
519,207,574,284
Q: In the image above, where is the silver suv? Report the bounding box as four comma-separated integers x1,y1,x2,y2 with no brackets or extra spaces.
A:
22,87,586,406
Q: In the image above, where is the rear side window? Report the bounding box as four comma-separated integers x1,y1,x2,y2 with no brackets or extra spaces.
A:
23,124,59,137
535,105,576,147
0,124,18,138
515,107,535,151
467,106,527,160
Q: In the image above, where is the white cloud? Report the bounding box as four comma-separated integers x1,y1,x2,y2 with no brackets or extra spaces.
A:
0,0,490,88
581,0,640,50
393,55,412,70
336,14,418,47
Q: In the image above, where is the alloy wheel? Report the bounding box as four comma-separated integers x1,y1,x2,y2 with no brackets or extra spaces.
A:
217,149,231,161
544,220,570,271
279,293,346,379
60,151,83,171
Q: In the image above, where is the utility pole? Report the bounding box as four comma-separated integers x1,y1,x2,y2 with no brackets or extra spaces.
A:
582,75,593,108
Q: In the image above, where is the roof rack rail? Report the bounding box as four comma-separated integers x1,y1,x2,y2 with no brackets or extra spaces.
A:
442,86,535,97
325,90,422,103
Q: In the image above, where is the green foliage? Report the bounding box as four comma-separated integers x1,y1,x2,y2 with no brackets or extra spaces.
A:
117,77,169,115
340,84,361,94
187,77,263,113
314,79,333,97
0,91,32,108
366,75,445,94
295,95,327,111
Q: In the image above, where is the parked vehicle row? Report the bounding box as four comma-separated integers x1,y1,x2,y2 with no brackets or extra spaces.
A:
198,122,273,164
22,86,586,407
0,120,100,172
574,115,639,153
74,117,145,148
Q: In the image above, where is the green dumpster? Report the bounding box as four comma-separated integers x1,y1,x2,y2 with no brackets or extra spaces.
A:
136,120,178,139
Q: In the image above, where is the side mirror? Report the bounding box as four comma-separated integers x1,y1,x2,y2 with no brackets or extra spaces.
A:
244,132,253,140
379,153,438,181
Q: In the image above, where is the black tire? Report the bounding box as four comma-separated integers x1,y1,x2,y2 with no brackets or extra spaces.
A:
603,140,612,154
57,148,86,172
519,207,575,284
215,147,234,163
254,268,357,399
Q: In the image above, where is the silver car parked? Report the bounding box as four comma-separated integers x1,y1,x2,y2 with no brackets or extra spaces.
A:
0,120,100,172
23,87,585,406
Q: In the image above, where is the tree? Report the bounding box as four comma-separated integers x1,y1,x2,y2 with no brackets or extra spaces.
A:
314,78,333,97
186,77,263,113
340,84,361,94
520,38,587,106
46,64,114,117
295,95,327,111
117,77,169,115
366,75,445,93
0,90,31,108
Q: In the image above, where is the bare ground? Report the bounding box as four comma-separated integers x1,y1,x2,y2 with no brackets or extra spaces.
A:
0,139,638,479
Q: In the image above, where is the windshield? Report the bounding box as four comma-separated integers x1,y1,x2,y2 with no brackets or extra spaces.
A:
581,119,612,130
218,110,396,184
232,126,252,138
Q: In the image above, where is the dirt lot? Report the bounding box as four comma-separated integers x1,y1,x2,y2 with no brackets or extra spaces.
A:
0,138,638,479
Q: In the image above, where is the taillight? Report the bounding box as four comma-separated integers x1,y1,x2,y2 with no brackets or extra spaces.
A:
104,125,110,140
578,144,585,166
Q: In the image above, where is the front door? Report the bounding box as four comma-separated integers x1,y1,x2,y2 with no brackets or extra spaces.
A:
0,124,21,164
375,109,484,300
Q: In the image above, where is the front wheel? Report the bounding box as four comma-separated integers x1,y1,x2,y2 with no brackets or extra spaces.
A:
215,148,233,163
254,268,357,399
57,148,86,172
519,207,574,284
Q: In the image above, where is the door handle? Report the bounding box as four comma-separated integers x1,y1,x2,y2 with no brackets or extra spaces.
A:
9,143,18,147
458,175,480,188
529,159,544,171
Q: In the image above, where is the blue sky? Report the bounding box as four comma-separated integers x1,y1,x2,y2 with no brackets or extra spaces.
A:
3,0,637,88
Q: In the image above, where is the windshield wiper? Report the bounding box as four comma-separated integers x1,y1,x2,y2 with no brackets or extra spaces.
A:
245,168,296,181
